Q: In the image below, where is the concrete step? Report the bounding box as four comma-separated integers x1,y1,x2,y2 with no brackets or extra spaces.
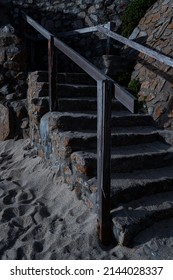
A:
71,143,173,176
28,71,95,85
57,129,162,152
57,73,96,85
50,112,154,131
58,97,128,112
111,145,173,173
111,191,173,245
110,165,173,206
57,84,97,98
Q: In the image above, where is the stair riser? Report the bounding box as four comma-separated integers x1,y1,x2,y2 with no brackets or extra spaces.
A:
112,133,160,147
58,99,128,112
57,85,96,98
59,99,97,112
111,179,173,207
112,207,173,246
57,73,96,85
56,115,154,131
71,152,173,177
57,116,97,130
112,115,154,127
66,133,160,151
111,152,173,173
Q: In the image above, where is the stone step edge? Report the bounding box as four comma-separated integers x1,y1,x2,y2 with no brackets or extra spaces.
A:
111,191,173,246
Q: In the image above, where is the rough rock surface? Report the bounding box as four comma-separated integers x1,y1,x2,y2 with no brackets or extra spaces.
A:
0,104,11,141
130,0,173,132
0,3,28,140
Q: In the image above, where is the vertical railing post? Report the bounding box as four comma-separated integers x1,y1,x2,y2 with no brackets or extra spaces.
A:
106,21,115,55
48,35,57,111
97,79,112,245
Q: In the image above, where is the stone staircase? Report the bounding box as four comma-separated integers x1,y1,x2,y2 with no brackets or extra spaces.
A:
28,71,173,246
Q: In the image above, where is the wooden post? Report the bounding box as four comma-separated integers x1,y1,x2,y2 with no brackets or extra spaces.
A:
106,22,115,55
48,35,57,111
97,79,112,245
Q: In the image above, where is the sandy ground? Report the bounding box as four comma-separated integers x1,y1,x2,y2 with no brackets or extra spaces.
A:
0,139,173,260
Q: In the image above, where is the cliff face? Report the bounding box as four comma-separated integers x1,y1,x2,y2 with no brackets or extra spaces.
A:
130,0,173,130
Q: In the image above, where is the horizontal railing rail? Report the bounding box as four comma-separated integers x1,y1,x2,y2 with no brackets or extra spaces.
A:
57,23,111,37
98,26,173,68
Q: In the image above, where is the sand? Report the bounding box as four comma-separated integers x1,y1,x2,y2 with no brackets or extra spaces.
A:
0,139,173,260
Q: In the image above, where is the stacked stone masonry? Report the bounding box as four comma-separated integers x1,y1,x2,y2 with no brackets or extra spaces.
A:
10,0,132,68
0,23,28,140
130,0,173,132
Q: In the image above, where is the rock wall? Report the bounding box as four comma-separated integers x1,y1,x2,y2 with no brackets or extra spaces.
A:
130,0,173,130
11,0,131,31
10,0,132,67
0,23,28,140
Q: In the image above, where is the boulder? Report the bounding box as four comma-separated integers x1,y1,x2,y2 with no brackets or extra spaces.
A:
0,103,14,140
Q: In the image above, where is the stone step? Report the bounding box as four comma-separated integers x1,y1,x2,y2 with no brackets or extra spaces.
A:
28,71,95,85
110,165,173,206
111,191,173,246
71,143,173,176
57,73,96,85
57,84,97,98
50,112,154,131
58,97,128,112
57,130,162,152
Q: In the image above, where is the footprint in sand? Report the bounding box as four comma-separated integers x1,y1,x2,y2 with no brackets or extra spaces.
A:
3,189,17,205
76,210,88,224
0,153,13,165
33,241,44,253
38,204,50,218
1,204,33,222
16,190,35,204
1,208,17,222
0,187,5,198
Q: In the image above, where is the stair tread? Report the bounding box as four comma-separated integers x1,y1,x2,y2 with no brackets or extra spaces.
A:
77,126,158,134
110,166,173,203
57,83,97,88
71,141,172,158
53,111,151,118
58,130,159,139
111,165,173,184
111,191,173,245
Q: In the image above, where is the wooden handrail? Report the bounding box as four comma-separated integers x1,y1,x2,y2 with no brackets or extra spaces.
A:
57,22,111,37
98,26,173,68
21,11,137,245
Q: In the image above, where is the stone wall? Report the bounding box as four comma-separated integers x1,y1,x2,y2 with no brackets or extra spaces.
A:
130,0,173,130
10,0,132,67
11,0,131,31
0,1,28,141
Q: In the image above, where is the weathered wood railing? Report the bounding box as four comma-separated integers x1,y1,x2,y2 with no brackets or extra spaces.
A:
21,12,137,245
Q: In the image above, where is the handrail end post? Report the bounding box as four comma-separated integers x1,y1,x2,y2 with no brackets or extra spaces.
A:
97,219,112,246
97,79,112,246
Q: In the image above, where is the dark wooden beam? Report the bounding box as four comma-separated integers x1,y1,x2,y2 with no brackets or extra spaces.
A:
21,12,51,40
57,22,110,37
97,80,112,245
54,37,106,81
48,35,57,111
114,83,138,113
98,26,173,68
